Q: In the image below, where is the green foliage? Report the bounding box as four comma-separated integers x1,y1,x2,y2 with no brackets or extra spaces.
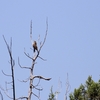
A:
69,76,100,100
48,87,55,100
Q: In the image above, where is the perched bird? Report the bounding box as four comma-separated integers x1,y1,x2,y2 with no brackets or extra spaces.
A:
33,41,38,52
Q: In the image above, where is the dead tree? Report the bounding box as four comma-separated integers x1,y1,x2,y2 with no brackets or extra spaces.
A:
1,19,51,100
55,78,62,100
1,36,15,100
18,19,51,100
64,73,71,100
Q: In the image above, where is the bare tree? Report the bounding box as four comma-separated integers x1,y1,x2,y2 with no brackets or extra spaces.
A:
18,19,51,100
1,36,15,100
55,78,62,100
1,19,51,100
64,73,71,100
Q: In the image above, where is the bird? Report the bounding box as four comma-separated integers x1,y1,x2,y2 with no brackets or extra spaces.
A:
33,41,38,52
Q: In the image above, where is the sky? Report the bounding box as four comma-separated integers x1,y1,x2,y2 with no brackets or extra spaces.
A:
0,0,100,100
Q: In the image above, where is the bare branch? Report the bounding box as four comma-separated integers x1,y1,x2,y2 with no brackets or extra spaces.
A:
2,70,12,77
18,58,31,69
31,79,43,92
6,87,13,91
3,35,11,57
32,92,40,100
16,96,28,100
30,20,33,45
0,86,13,99
18,77,30,83
5,81,12,92
38,56,47,61
31,75,51,81
38,18,48,53
32,78,41,88
38,35,40,43
3,35,16,100
32,79,43,91
32,78,43,91
5,81,12,85
34,86,43,91
32,18,48,61
32,84,42,100
4,92,13,99
10,37,12,53
24,50,34,61
33,84,43,91
3,35,15,67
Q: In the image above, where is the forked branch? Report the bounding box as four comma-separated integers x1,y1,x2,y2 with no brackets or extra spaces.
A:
18,19,51,100
31,75,51,81
30,18,48,60
18,57,31,69
2,35,16,100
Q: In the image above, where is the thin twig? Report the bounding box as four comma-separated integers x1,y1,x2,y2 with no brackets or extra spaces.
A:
0,86,13,99
24,51,34,61
18,58,31,69
39,18,48,52
32,92,40,100
30,20,33,45
5,81,12,84
2,70,12,76
38,35,40,43
16,96,28,100
18,77,30,83
34,87,43,91
38,56,47,61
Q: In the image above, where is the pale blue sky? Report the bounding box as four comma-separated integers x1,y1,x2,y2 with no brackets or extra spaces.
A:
0,1,100,100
